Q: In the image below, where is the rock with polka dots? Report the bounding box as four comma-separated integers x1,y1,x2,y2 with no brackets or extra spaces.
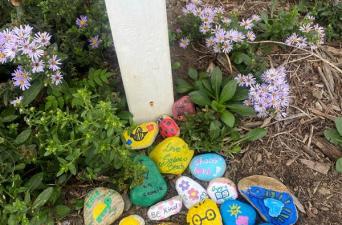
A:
158,115,180,138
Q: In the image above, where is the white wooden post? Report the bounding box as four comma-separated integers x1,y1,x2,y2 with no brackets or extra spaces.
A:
104,0,174,123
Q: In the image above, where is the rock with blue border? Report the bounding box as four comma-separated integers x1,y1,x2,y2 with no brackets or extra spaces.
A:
258,224,274,225
220,199,256,225
238,175,298,225
189,153,226,181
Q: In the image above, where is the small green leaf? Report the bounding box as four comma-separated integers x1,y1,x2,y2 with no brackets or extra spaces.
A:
188,68,198,80
336,158,342,173
14,129,32,145
220,111,235,128
55,205,71,219
227,104,255,116
335,117,342,136
2,115,18,123
231,88,249,101
209,120,221,140
210,67,222,98
25,172,43,191
324,128,342,146
175,78,193,94
189,90,211,107
172,62,181,70
32,187,54,209
244,128,267,141
22,79,44,106
220,80,237,103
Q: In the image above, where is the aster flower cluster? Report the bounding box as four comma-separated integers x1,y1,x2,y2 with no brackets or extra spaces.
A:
285,15,325,50
0,25,63,106
75,15,102,49
235,66,290,119
179,1,260,52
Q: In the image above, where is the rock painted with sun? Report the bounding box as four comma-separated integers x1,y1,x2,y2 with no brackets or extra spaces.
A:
119,215,145,225
189,153,227,181
123,122,158,149
158,115,180,138
175,176,208,209
147,196,183,220
149,137,194,174
172,96,196,121
207,177,238,204
220,200,256,225
130,156,167,207
187,199,223,225
84,187,124,225
238,175,298,225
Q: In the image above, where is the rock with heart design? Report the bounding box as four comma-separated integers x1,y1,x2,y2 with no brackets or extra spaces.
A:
158,115,180,138
186,199,223,225
119,215,145,225
238,175,298,225
175,176,208,209
123,122,158,149
147,196,183,220
149,137,194,175
172,96,196,121
220,199,256,225
84,187,124,225
189,153,227,181
207,177,238,204
258,224,274,225
130,156,167,207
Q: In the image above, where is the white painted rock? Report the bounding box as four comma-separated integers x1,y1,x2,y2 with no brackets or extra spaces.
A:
207,177,238,204
175,176,208,209
147,196,183,220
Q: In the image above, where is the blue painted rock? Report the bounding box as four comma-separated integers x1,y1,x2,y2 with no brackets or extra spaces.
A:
123,122,159,149
130,156,167,207
158,115,180,138
175,176,208,209
220,200,256,225
207,177,238,204
147,196,182,220
258,224,274,225
238,175,298,225
189,153,226,181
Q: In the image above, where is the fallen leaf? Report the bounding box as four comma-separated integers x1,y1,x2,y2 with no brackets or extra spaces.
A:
300,159,331,175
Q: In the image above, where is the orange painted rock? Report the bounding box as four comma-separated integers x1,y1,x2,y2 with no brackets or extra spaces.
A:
172,96,196,121
158,115,180,138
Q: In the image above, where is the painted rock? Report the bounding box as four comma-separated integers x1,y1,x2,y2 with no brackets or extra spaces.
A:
158,115,180,138
172,96,196,121
207,177,238,204
187,199,223,225
130,156,167,207
119,215,145,225
84,187,124,225
220,200,256,225
238,175,298,225
258,224,274,225
147,196,183,220
157,223,180,225
123,122,158,149
189,153,227,181
149,137,194,175
175,176,208,209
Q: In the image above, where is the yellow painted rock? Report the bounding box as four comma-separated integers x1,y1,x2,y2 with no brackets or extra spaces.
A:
119,215,145,225
157,223,180,225
149,137,194,174
123,122,159,149
187,199,223,225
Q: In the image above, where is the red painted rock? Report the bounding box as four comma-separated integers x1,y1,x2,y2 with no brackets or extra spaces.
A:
172,96,196,121
158,115,180,138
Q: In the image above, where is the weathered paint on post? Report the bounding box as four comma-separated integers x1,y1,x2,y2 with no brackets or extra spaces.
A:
104,0,174,122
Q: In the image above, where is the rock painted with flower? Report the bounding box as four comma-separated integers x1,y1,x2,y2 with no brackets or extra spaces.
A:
189,153,226,181
119,215,145,225
130,156,167,207
238,175,298,225
84,187,124,225
186,199,223,225
175,176,208,209
172,96,196,121
207,177,238,204
149,137,194,175
220,199,256,225
147,196,183,221
123,122,158,149
158,115,180,138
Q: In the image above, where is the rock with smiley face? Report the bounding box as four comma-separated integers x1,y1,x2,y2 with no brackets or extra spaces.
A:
123,122,158,150
187,199,223,225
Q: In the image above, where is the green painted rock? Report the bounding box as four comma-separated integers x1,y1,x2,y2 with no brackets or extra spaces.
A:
130,155,168,207
84,187,124,225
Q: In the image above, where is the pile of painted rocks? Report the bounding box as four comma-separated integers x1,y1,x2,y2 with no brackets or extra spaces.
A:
83,96,299,225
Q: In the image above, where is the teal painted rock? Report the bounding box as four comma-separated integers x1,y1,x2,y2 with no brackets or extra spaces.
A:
220,200,256,225
238,175,298,225
84,187,124,225
130,155,167,207
189,153,226,181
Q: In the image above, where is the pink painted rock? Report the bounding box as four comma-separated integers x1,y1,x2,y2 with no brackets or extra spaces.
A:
158,115,180,138
147,196,183,220
172,96,196,121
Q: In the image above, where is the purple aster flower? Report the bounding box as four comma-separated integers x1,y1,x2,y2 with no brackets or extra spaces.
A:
12,67,31,91
235,73,256,87
0,49,7,64
34,32,51,47
10,96,23,107
251,15,261,22
27,42,44,60
31,59,45,73
225,29,245,42
48,55,61,71
182,3,198,15
178,180,190,191
76,15,88,28
246,31,256,41
214,28,226,43
200,23,211,34
222,17,232,24
13,25,32,41
51,71,63,85
88,35,102,49
222,40,233,53
205,37,215,48
4,43,18,60
240,18,254,30
285,33,308,48
179,37,190,49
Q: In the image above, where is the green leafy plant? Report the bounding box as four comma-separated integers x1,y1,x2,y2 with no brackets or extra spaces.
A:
324,117,342,173
176,67,255,128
